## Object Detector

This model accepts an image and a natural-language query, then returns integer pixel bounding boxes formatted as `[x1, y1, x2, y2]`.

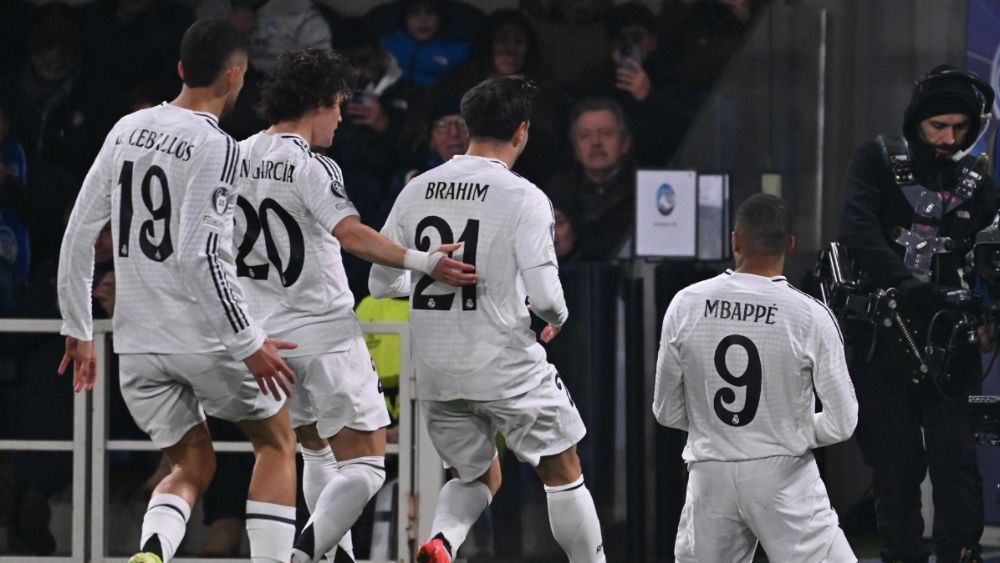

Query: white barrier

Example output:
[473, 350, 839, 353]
[0, 320, 430, 563]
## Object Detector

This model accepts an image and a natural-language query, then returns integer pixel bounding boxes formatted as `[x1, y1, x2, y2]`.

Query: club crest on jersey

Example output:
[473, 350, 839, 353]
[330, 179, 347, 199]
[211, 187, 231, 215]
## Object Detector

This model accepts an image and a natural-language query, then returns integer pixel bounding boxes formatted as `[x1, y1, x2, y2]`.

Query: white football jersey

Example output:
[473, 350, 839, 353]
[233, 132, 361, 356]
[58, 103, 265, 360]
[652, 270, 857, 462]
[380, 155, 558, 401]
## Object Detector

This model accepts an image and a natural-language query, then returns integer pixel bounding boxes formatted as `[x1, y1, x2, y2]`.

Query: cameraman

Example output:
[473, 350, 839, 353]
[837, 65, 997, 563]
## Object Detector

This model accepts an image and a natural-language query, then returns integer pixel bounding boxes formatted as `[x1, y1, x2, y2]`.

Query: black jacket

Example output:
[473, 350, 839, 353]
[836, 140, 998, 291]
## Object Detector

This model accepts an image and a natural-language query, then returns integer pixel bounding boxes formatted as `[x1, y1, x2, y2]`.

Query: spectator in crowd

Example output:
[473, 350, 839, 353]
[603, 1, 701, 166]
[549, 191, 582, 263]
[522, 0, 614, 98]
[0, 105, 31, 308]
[657, 0, 767, 93]
[0, 106, 27, 189]
[411, 9, 568, 185]
[545, 98, 635, 261]
[197, 0, 332, 75]
[378, 0, 471, 87]
[78, 0, 193, 128]
[1, 5, 109, 183]
[331, 17, 425, 193]
[378, 96, 469, 231]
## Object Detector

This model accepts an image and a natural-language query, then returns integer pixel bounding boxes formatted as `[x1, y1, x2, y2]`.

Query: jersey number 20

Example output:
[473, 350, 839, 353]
[713, 334, 762, 427]
[412, 215, 478, 311]
[234, 196, 305, 287]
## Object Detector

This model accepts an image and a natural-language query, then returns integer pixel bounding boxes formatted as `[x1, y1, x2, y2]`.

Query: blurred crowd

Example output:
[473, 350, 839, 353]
[0, 0, 765, 555]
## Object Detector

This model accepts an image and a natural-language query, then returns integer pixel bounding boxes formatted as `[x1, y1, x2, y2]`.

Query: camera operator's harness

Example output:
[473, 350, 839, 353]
[817, 135, 986, 391]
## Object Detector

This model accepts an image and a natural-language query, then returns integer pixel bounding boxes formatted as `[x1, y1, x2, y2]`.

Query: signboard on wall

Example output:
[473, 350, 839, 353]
[635, 170, 698, 258]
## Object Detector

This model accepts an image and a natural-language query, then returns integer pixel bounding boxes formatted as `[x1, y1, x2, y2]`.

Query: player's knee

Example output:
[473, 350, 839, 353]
[254, 421, 297, 457]
[339, 456, 386, 499]
[537, 449, 582, 486]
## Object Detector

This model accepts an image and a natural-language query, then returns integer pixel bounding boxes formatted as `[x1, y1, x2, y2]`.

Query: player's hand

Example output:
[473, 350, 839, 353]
[58, 336, 97, 392]
[244, 339, 297, 399]
[430, 242, 476, 286]
[540, 323, 561, 343]
[615, 60, 651, 101]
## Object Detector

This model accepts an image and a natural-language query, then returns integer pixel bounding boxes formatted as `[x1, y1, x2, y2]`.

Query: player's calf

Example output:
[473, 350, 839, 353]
[538, 446, 605, 563]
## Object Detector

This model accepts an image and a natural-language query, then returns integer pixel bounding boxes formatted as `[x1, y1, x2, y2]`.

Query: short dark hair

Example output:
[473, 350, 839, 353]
[257, 48, 356, 125]
[569, 98, 629, 139]
[734, 193, 792, 256]
[179, 19, 249, 88]
[460, 75, 538, 141]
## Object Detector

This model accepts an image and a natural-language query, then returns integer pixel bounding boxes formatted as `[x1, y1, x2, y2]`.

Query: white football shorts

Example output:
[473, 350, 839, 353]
[675, 453, 856, 563]
[119, 352, 285, 449]
[286, 335, 391, 438]
[420, 367, 587, 482]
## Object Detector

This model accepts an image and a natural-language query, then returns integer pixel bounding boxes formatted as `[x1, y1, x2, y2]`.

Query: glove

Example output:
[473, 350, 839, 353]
[897, 277, 951, 310]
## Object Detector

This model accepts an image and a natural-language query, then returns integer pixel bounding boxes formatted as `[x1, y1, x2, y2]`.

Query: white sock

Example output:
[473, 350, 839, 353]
[139, 493, 191, 563]
[245, 500, 296, 563]
[544, 476, 605, 563]
[292, 456, 385, 562]
[428, 478, 492, 558]
[301, 445, 355, 558]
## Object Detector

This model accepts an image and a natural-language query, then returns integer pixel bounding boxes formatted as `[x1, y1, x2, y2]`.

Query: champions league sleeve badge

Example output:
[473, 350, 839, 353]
[211, 187, 232, 215]
[330, 179, 347, 199]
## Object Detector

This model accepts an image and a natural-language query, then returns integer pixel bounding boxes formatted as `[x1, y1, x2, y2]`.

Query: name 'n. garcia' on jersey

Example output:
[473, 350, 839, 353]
[58, 103, 265, 360]
[378, 155, 559, 402]
[233, 132, 361, 356]
[652, 271, 858, 462]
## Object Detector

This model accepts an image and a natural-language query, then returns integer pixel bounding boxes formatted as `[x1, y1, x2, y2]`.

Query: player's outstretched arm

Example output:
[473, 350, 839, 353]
[652, 298, 689, 430]
[243, 338, 297, 399]
[810, 310, 858, 447]
[333, 216, 475, 286]
[58, 337, 96, 393]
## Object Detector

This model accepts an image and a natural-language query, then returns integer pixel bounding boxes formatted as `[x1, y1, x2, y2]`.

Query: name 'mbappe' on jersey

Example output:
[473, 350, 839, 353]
[652, 270, 857, 462]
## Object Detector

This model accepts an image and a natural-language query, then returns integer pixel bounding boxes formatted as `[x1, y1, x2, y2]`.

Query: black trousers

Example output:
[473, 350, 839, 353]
[849, 339, 984, 563]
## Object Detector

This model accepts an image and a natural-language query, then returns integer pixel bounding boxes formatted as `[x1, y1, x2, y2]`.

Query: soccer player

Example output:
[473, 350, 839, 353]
[369, 75, 606, 563]
[233, 48, 475, 563]
[652, 193, 859, 563]
[57, 19, 300, 563]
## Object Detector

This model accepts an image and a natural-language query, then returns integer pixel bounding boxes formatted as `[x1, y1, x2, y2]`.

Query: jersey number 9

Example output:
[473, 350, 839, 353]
[713, 334, 762, 427]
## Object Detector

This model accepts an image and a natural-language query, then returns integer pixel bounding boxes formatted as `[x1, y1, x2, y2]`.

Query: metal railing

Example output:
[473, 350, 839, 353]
[0, 319, 430, 563]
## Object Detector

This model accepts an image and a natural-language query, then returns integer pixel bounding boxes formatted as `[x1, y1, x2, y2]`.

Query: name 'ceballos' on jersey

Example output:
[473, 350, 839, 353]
[652, 271, 858, 462]
[380, 155, 557, 401]
[234, 132, 361, 356]
[58, 103, 265, 360]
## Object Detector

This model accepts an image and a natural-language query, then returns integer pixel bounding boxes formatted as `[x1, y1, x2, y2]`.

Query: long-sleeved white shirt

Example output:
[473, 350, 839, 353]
[369, 155, 565, 401]
[58, 103, 264, 360]
[652, 270, 858, 462]
[233, 132, 362, 356]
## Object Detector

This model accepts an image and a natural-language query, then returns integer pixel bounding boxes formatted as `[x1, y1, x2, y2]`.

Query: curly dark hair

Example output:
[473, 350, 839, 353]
[256, 48, 356, 125]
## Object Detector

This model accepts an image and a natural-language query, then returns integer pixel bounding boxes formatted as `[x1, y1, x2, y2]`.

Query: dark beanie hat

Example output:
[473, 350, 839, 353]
[903, 64, 993, 150]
